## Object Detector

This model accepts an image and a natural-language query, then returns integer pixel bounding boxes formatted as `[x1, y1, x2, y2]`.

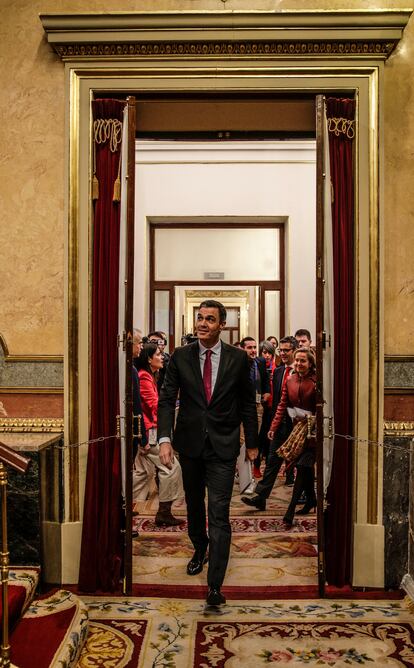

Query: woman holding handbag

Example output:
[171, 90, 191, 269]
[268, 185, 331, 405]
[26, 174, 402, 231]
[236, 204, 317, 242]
[136, 342, 184, 527]
[268, 348, 317, 527]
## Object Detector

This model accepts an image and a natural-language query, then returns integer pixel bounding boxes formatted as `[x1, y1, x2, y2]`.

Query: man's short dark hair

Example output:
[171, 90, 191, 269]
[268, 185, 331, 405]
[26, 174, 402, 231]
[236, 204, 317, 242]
[148, 330, 167, 343]
[279, 336, 298, 349]
[294, 328, 311, 340]
[198, 300, 227, 323]
[239, 336, 256, 349]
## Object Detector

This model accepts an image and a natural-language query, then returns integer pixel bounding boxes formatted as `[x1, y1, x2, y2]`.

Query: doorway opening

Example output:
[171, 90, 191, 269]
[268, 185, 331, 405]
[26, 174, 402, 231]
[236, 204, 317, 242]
[132, 127, 321, 595]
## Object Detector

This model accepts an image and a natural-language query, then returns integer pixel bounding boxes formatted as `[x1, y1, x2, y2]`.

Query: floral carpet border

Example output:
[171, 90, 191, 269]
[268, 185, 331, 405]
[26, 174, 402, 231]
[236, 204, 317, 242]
[78, 597, 414, 668]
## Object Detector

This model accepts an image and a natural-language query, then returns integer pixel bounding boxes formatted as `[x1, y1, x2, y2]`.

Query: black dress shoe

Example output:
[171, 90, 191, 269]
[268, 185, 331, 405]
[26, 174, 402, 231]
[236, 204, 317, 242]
[296, 503, 317, 515]
[206, 587, 226, 606]
[186, 550, 208, 576]
[241, 495, 266, 511]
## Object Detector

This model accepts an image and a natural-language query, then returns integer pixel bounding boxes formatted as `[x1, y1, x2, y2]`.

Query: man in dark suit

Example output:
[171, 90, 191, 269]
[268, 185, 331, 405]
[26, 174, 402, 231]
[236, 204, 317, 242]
[239, 336, 271, 477]
[241, 335, 298, 511]
[239, 337, 271, 402]
[158, 300, 258, 606]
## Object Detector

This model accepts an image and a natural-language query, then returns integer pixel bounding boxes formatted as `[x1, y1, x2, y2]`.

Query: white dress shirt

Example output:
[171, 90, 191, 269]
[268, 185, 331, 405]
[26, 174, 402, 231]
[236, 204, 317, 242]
[158, 339, 222, 445]
[199, 339, 222, 395]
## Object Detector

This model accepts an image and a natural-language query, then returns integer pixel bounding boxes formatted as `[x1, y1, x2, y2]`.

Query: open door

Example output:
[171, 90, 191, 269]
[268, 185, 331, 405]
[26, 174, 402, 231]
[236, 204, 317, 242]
[118, 96, 136, 594]
[315, 95, 327, 597]
[316, 93, 339, 595]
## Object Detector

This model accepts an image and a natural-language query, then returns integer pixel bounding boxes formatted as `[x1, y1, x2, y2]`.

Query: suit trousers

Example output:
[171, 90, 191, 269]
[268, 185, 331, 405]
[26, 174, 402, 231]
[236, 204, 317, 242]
[179, 438, 237, 589]
[133, 445, 184, 503]
[255, 421, 293, 500]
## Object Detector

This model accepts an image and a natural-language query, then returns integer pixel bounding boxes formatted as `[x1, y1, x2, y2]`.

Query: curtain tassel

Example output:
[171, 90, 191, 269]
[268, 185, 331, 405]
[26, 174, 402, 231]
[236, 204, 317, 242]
[113, 153, 121, 202]
[92, 174, 99, 200]
[113, 177, 121, 202]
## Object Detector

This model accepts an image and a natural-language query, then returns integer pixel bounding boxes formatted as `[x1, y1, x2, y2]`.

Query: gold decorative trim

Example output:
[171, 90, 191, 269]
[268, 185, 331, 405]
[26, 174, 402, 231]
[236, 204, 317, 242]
[186, 290, 249, 299]
[0, 418, 64, 433]
[0, 387, 63, 395]
[0, 334, 63, 363]
[367, 66, 379, 526]
[68, 68, 80, 522]
[384, 421, 414, 437]
[385, 355, 414, 363]
[54, 41, 396, 60]
[384, 387, 414, 395]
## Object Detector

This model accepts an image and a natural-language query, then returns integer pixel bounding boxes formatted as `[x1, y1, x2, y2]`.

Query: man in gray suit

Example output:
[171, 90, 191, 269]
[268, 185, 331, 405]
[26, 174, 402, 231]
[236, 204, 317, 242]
[158, 300, 258, 606]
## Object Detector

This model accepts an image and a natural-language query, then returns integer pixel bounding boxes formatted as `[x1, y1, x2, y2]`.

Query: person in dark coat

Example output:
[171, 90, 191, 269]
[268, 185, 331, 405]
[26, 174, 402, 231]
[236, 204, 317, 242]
[241, 336, 298, 511]
[157, 300, 258, 607]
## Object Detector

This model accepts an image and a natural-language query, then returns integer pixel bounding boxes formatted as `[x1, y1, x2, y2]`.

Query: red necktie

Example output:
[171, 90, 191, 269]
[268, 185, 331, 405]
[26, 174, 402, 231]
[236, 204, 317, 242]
[283, 365, 291, 387]
[203, 349, 212, 403]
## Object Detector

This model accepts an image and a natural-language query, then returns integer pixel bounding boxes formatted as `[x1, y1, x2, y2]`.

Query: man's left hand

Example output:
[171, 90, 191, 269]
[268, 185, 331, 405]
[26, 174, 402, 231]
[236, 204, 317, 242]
[246, 448, 259, 461]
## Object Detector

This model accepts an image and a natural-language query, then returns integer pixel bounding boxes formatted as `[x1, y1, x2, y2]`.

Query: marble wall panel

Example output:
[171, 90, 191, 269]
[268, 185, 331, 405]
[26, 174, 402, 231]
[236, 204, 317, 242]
[7, 451, 42, 565]
[410, 442, 414, 580]
[1, 433, 63, 571]
[1, 0, 413, 357]
[383, 434, 411, 589]
[384, 395, 414, 421]
[385, 361, 414, 388]
[0, 393, 63, 418]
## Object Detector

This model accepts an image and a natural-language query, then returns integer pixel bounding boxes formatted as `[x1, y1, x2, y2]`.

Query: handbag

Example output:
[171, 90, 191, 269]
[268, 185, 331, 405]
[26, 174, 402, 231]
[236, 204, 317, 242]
[276, 416, 315, 462]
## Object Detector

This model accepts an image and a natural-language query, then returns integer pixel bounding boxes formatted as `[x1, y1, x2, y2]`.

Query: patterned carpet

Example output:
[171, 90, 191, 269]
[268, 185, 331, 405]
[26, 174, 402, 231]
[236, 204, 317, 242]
[76, 473, 414, 665]
[132, 474, 318, 593]
[77, 597, 414, 667]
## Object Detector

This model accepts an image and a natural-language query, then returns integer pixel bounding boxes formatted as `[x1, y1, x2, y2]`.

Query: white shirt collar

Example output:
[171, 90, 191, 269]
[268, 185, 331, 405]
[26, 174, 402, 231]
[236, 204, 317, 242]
[199, 339, 222, 355]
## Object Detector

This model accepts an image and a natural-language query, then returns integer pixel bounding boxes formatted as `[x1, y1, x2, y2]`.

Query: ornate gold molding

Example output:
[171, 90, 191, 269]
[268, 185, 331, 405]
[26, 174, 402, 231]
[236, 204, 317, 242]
[384, 387, 414, 395]
[54, 41, 395, 60]
[185, 289, 249, 299]
[0, 418, 64, 433]
[40, 10, 412, 63]
[384, 421, 414, 437]
[0, 387, 63, 394]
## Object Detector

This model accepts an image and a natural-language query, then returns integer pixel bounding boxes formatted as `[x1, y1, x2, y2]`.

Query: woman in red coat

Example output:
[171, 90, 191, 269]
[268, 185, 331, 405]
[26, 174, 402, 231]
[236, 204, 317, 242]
[268, 348, 317, 527]
[136, 343, 184, 526]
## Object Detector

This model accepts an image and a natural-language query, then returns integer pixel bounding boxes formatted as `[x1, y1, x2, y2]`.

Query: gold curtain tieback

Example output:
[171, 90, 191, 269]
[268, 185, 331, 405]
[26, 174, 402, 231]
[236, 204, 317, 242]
[92, 118, 123, 201]
[93, 118, 123, 152]
[327, 116, 355, 140]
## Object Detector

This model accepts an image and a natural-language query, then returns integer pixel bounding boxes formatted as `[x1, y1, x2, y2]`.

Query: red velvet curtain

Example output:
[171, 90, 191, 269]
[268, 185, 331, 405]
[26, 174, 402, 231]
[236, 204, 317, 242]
[324, 98, 356, 586]
[78, 99, 125, 592]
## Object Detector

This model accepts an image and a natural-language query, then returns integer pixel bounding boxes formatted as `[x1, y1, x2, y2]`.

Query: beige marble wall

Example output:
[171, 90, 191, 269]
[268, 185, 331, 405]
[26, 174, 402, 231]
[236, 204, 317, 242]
[383, 15, 414, 355]
[1, 0, 413, 355]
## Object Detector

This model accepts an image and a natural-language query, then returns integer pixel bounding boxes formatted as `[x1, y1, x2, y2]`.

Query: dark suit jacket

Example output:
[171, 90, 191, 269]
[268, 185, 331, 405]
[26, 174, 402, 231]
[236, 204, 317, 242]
[255, 356, 271, 396]
[271, 365, 285, 414]
[158, 340, 258, 460]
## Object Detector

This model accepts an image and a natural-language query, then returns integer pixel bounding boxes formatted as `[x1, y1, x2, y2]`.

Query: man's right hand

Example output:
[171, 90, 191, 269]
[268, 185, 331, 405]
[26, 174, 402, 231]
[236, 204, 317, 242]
[159, 440, 174, 469]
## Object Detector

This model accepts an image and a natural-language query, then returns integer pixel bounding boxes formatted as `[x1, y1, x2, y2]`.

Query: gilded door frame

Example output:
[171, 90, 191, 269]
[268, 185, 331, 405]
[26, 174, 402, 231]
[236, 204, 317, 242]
[39, 9, 412, 586]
